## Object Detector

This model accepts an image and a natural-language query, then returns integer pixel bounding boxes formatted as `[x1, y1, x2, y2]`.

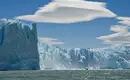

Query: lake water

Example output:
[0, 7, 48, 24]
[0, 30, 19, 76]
[0, 70, 130, 80]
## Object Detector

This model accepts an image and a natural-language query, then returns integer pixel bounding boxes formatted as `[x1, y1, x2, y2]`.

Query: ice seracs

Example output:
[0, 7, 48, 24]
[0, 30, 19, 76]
[38, 42, 130, 70]
[0, 19, 39, 70]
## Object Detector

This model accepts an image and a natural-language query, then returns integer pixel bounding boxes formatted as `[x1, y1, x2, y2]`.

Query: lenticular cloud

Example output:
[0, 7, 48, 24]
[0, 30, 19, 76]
[97, 16, 130, 45]
[16, 0, 116, 23]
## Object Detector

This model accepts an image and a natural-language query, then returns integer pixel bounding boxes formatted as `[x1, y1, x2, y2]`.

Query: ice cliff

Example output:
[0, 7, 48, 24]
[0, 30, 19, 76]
[0, 19, 39, 70]
[0, 19, 130, 70]
[39, 43, 130, 70]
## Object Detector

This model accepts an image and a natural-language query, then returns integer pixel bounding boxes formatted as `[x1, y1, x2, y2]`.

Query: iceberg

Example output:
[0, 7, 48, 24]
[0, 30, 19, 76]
[0, 19, 39, 70]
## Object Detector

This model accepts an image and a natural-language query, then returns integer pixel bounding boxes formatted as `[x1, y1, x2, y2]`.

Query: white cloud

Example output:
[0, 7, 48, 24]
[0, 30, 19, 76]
[118, 21, 130, 26]
[97, 25, 130, 45]
[39, 37, 64, 45]
[97, 16, 130, 45]
[117, 17, 130, 21]
[15, 0, 116, 23]
[97, 33, 121, 41]
[110, 25, 128, 33]
[97, 32, 130, 44]
[117, 16, 130, 26]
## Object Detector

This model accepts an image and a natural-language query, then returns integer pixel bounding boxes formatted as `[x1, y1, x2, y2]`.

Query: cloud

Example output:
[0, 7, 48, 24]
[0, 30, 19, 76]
[97, 25, 130, 45]
[110, 25, 128, 33]
[117, 17, 130, 21]
[117, 17, 130, 26]
[97, 17, 130, 45]
[118, 21, 130, 26]
[15, 0, 116, 23]
[97, 33, 121, 41]
[97, 16, 130, 45]
[100, 34, 130, 44]
[97, 33, 130, 44]
[39, 37, 64, 45]
[97, 25, 129, 41]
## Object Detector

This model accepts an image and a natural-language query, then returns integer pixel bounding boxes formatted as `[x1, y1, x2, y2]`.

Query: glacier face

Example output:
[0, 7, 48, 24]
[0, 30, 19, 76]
[38, 43, 71, 70]
[39, 43, 130, 70]
[0, 19, 39, 70]
[0, 19, 130, 70]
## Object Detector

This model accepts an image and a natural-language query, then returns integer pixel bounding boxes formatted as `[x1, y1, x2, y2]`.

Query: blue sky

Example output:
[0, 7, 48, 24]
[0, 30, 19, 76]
[0, 0, 130, 48]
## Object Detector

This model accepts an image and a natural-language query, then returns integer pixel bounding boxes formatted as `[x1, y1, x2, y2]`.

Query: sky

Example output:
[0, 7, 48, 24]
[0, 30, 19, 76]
[0, 0, 130, 49]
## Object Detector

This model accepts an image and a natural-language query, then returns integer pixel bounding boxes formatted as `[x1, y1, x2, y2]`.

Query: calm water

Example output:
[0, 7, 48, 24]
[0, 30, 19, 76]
[0, 70, 130, 80]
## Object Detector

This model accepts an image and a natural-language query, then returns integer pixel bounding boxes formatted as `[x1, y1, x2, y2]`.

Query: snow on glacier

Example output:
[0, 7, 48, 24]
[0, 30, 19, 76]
[38, 42, 70, 70]
[38, 42, 130, 70]
[0, 19, 39, 70]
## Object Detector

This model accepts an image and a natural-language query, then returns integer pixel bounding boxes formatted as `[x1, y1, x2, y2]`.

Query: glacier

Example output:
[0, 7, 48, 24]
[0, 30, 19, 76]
[39, 42, 130, 70]
[0, 19, 130, 70]
[0, 19, 39, 70]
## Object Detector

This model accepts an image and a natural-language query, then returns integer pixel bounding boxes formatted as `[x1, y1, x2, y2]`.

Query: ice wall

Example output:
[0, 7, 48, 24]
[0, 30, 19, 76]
[39, 42, 130, 70]
[38, 43, 71, 70]
[0, 19, 39, 70]
[0, 19, 130, 70]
